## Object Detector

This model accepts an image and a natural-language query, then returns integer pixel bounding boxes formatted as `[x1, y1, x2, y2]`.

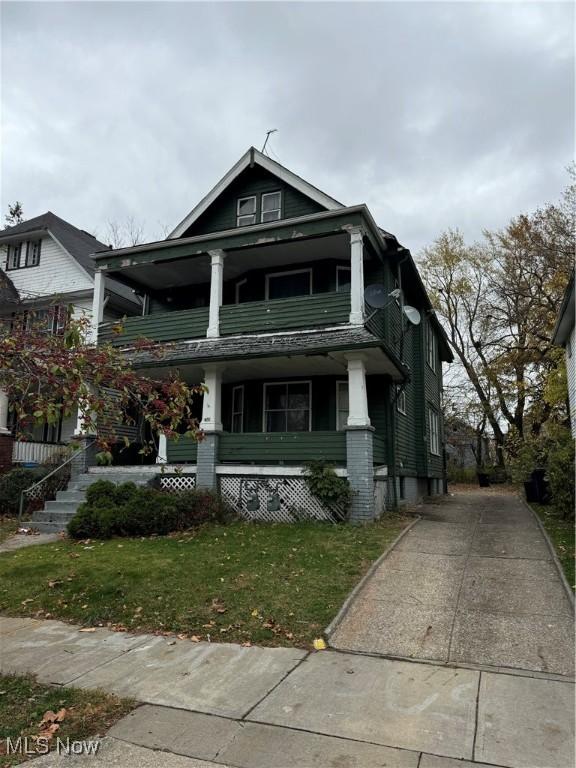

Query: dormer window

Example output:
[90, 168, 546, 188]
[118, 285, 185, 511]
[6, 239, 41, 270]
[237, 196, 257, 227]
[261, 191, 281, 223]
[26, 239, 41, 267]
[6, 242, 22, 270]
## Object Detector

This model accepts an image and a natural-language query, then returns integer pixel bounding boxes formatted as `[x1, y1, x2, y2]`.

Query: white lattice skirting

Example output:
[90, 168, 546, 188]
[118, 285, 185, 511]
[159, 475, 197, 492]
[219, 475, 347, 522]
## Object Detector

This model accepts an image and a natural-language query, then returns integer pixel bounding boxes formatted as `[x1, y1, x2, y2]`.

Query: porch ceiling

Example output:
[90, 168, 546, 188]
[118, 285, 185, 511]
[99, 233, 354, 292]
[141, 346, 402, 383]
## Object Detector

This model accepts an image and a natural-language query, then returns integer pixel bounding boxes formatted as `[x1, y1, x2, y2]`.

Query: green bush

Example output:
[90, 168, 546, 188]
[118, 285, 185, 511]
[67, 482, 234, 539]
[446, 466, 477, 484]
[0, 467, 50, 516]
[303, 461, 352, 513]
[546, 427, 575, 520]
[170, 489, 235, 528]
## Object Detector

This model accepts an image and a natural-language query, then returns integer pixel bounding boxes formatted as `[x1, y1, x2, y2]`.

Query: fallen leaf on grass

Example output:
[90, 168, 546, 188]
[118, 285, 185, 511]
[313, 638, 327, 651]
[47, 580, 62, 589]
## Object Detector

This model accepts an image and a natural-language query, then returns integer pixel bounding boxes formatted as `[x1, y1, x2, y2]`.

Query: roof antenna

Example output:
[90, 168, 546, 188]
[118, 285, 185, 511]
[261, 129, 278, 155]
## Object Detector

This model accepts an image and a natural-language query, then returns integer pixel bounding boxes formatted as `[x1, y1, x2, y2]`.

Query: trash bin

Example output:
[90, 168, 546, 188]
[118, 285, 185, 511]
[528, 469, 550, 504]
[477, 472, 490, 488]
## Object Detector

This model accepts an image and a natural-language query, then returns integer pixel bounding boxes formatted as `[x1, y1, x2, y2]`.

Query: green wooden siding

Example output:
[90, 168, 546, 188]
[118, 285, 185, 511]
[166, 436, 198, 463]
[99, 307, 209, 345]
[219, 432, 346, 464]
[182, 166, 326, 238]
[220, 292, 349, 335]
[423, 317, 444, 477]
[373, 434, 387, 464]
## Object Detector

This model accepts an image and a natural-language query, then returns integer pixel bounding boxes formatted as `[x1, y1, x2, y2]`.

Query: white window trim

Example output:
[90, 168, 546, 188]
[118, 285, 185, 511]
[264, 268, 313, 301]
[336, 380, 349, 431]
[236, 195, 257, 227]
[231, 385, 244, 433]
[396, 386, 407, 415]
[428, 408, 440, 456]
[336, 265, 351, 292]
[260, 190, 282, 223]
[262, 380, 312, 432]
[25, 239, 41, 267]
[235, 278, 248, 304]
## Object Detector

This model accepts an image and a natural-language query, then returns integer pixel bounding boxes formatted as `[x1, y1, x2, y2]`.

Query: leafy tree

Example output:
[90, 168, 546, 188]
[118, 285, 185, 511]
[420, 177, 574, 464]
[4, 202, 24, 228]
[0, 309, 202, 456]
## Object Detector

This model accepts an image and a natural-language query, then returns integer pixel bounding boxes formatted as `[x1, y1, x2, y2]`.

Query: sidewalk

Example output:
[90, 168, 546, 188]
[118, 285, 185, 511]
[1, 491, 574, 767]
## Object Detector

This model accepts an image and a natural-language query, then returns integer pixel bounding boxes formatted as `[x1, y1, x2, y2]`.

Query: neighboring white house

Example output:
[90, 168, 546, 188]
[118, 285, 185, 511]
[552, 270, 576, 437]
[0, 212, 141, 465]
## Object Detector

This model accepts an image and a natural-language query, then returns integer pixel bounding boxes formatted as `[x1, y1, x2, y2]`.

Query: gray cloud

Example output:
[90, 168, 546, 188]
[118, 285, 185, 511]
[1, 1, 573, 252]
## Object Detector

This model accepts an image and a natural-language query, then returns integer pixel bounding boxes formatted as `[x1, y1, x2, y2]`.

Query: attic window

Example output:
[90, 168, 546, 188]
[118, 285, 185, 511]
[26, 239, 41, 267]
[6, 242, 22, 270]
[261, 191, 281, 223]
[237, 196, 256, 227]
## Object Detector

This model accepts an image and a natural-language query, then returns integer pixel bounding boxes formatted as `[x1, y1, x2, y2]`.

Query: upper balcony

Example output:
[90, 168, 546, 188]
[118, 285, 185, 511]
[92, 206, 403, 357]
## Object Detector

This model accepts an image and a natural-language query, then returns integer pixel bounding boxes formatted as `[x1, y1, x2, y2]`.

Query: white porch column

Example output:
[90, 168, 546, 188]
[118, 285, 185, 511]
[346, 353, 371, 427]
[91, 270, 105, 343]
[207, 249, 225, 338]
[200, 364, 224, 432]
[156, 433, 168, 464]
[0, 390, 10, 434]
[349, 228, 365, 325]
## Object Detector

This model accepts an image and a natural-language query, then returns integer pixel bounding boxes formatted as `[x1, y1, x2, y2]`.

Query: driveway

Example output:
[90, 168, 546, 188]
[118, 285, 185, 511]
[330, 490, 575, 677]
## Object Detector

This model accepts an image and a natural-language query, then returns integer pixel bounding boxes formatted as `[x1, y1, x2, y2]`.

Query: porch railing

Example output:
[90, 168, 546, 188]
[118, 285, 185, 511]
[18, 441, 90, 523]
[12, 441, 66, 466]
[99, 292, 351, 346]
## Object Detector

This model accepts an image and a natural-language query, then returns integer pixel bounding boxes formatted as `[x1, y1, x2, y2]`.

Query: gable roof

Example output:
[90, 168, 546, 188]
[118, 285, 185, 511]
[0, 212, 139, 307]
[168, 147, 343, 239]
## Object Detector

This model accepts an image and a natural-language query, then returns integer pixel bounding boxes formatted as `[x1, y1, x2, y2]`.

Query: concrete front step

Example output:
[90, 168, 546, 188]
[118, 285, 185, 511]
[44, 500, 81, 513]
[32, 511, 76, 525]
[20, 520, 64, 534]
[56, 490, 86, 502]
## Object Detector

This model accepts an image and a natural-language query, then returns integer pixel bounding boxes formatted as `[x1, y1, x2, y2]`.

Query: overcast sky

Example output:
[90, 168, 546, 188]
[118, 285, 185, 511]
[1, 1, 573, 253]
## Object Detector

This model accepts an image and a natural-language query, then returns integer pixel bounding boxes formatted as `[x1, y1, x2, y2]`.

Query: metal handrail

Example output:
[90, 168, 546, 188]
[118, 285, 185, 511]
[18, 440, 91, 522]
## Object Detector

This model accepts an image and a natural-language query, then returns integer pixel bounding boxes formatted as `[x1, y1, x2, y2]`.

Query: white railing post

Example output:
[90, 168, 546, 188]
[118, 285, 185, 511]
[207, 250, 225, 339]
[91, 270, 105, 343]
[156, 433, 168, 464]
[0, 390, 10, 435]
[200, 364, 224, 432]
[345, 353, 371, 427]
[349, 228, 365, 325]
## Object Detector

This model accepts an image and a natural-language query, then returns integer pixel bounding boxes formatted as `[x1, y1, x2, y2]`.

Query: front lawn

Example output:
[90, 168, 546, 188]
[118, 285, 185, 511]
[0, 518, 407, 647]
[0, 673, 133, 766]
[531, 504, 575, 590]
[0, 518, 18, 545]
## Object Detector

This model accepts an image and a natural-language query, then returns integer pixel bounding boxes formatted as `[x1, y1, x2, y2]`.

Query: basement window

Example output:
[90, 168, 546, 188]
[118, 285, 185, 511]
[237, 196, 257, 227]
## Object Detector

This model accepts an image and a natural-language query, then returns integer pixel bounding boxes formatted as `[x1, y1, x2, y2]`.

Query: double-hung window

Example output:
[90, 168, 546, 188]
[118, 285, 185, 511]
[264, 381, 311, 432]
[426, 324, 437, 372]
[336, 381, 349, 430]
[25, 239, 41, 267]
[428, 408, 440, 455]
[261, 191, 281, 223]
[6, 243, 22, 270]
[231, 386, 244, 433]
[237, 196, 257, 227]
[396, 386, 407, 415]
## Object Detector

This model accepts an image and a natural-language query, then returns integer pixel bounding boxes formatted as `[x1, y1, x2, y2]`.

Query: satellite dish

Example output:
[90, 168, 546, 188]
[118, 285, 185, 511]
[364, 284, 388, 308]
[403, 305, 421, 325]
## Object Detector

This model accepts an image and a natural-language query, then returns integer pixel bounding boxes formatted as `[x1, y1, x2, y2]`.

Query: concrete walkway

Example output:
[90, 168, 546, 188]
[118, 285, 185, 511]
[0, 531, 58, 553]
[1, 491, 574, 767]
[331, 490, 575, 677]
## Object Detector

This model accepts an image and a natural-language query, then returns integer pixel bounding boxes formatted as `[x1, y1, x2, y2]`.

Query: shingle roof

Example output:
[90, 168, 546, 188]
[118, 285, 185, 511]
[0, 212, 138, 307]
[118, 325, 408, 378]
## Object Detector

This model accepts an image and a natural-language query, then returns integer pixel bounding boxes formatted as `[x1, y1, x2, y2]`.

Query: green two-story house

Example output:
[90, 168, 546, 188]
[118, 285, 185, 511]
[91, 148, 452, 522]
